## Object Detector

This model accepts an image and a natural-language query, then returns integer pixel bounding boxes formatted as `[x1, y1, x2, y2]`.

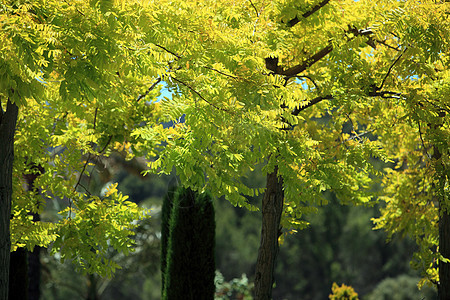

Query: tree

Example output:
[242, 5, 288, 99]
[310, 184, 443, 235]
[160, 187, 175, 294]
[1, 1, 168, 298]
[128, 0, 449, 298]
[2, 0, 448, 299]
[162, 187, 216, 300]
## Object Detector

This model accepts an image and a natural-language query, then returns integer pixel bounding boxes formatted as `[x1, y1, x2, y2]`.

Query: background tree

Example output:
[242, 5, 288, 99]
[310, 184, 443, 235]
[160, 186, 175, 294]
[162, 187, 216, 300]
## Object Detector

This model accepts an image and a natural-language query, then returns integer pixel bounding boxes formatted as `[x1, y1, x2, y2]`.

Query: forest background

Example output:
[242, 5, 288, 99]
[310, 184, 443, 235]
[40, 161, 438, 300]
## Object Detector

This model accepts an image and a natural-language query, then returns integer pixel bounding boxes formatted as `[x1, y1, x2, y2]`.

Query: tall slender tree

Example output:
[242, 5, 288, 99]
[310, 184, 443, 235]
[162, 187, 215, 300]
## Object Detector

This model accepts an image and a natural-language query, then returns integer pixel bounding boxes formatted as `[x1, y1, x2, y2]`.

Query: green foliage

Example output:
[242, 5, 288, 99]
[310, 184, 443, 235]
[1, 0, 167, 276]
[214, 271, 253, 300]
[364, 275, 437, 300]
[163, 187, 216, 300]
[329, 283, 359, 300]
[3, 0, 450, 289]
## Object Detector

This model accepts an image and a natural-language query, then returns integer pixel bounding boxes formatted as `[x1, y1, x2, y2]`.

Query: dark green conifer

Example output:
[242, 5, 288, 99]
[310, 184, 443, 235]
[160, 186, 176, 294]
[162, 187, 215, 300]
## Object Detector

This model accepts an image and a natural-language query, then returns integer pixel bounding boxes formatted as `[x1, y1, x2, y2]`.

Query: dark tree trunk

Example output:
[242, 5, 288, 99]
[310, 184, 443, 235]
[9, 249, 28, 300]
[86, 274, 99, 300]
[0, 99, 19, 300]
[435, 144, 450, 300]
[25, 165, 44, 300]
[9, 163, 44, 300]
[254, 166, 284, 300]
[27, 233, 41, 300]
[431, 113, 450, 300]
[439, 209, 450, 300]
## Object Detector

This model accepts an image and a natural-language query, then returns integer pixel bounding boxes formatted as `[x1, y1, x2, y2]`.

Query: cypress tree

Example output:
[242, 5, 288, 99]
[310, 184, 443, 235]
[162, 187, 215, 300]
[161, 186, 176, 294]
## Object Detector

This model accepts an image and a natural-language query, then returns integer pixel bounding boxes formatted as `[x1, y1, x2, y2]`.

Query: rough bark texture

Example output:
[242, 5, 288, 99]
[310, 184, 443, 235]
[0, 99, 19, 300]
[254, 166, 284, 300]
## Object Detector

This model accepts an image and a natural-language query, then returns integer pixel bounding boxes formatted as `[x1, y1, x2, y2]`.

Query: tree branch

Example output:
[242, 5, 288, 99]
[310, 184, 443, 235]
[378, 47, 407, 91]
[376, 39, 401, 51]
[203, 66, 238, 79]
[287, 0, 331, 27]
[291, 94, 333, 116]
[248, 0, 259, 17]
[171, 77, 229, 112]
[281, 45, 334, 78]
[137, 77, 162, 102]
[154, 44, 181, 59]
[267, 26, 374, 79]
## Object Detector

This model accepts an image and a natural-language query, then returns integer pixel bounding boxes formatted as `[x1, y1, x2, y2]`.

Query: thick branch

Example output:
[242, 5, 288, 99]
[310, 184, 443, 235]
[267, 27, 374, 79]
[280, 45, 333, 78]
[287, 0, 331, 27]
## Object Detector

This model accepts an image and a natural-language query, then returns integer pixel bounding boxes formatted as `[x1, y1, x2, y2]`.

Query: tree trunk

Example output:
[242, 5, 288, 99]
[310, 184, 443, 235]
[26, 164, 44, 300]
[435, 145, 450, 300]
[9, 248, 28, 300]
[28, 234, 41, 300]
[0, 99, 19, 300]
[254, 166, 284, 300]
[439, 208, 450, 300]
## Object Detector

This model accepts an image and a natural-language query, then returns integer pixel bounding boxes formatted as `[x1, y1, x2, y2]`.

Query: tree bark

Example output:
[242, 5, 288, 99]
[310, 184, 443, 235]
[0, 99, 19, 300]
[254, 166, 284, 300]
[439, 208, 450, 300]
[435, 145, 450, 300]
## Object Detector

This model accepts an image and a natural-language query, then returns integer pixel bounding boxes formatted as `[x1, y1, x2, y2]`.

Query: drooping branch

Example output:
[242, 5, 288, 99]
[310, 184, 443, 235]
[287, 0, 331, 27]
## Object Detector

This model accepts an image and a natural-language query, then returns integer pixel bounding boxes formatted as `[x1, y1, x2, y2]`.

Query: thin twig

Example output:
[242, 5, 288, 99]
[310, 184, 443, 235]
[93, 107, 98, 130]
[379, 47, 407, 91]
[417, 120, 431, 159]
[248, 0, 259, 16]
[99, 135, 113, 154]
[294, 75, 320, 92]
[344, 129, 376, 143]
[74, 153, 92, 192]
[203, 66, 238, 79]
[137, 77, 162, 102]
[154, 44, 181, 59]
[376, 39, 401, 51]
[63, 0, 85, 16]
[171, 77, 229, 112]
[78, 183, 92, 196]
